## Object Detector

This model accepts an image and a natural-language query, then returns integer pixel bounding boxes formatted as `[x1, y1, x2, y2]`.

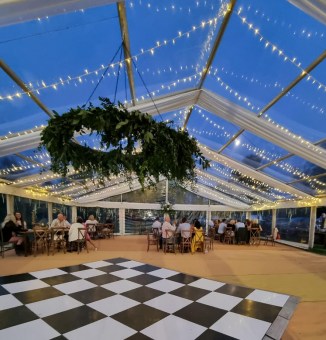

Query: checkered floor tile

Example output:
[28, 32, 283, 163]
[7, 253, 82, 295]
[0, 258, 298, 340]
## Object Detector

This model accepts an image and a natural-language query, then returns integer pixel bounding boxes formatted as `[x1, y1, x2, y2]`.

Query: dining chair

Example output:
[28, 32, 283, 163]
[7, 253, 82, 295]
[223, 227, 234, 244]
[147, 230, 159, 252]
[163, 229, 176, 254]
[32, 226, 49, 256]
[77, 228, 89, 254]
[49, 228, 67, 255]
[180, 230, 191, 253]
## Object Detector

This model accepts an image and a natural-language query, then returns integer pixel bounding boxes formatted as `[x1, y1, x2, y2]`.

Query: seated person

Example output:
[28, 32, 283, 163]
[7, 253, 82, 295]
[50, 213, 70, 229]
[85, 214, 98, 235]
[191, 220, 204, 253]
[1, 214, 25, 255]
[15, 212, 27, 230]
[68, 217, 85, 251]
[152, 217, 162, 234]
[176, 217, 191, 244]
[217, 219, 227, 242]
[161, 215, 176, 249]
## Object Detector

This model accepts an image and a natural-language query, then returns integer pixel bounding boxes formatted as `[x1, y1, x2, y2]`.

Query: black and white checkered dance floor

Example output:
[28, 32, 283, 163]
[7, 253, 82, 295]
[0, 258, 298, 340]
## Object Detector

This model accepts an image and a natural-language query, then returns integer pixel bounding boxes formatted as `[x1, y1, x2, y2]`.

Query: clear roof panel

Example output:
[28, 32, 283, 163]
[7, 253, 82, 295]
[260, 155, 326, 195]
[0, 5, 124, 131]
[206, 161, 295, 201]
[187, 106, 240, 150]
[126, 1, 225, 99]
[196, 176, 259, 205]
[0, 0, 325, 206]
[0, 151, 45, 181]
[222, 130, 289, 168]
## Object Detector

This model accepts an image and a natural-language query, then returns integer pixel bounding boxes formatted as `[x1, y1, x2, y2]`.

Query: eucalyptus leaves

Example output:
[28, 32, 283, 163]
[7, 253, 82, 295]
[40, 98, 209, 188]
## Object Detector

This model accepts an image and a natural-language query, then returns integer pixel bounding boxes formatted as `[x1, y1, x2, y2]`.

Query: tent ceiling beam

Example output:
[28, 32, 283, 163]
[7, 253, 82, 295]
[199, 144, 312, 198]
[256, 137, 326, 171]
[198, 89, 326, 170]
[117, 1, 136, 106]
[182, 182, 250, 210]
[287, 172, 326, 185]
[0, 59, 54, 118]
[217, 49, 326, 153]
[195, 168, 272, 203]
[183, 0, 237, 128]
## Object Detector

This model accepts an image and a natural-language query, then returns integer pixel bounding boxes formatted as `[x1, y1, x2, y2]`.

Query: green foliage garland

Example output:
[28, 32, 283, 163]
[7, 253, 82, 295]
[40, 98, 210, 188]
[161, 202, 175, 215]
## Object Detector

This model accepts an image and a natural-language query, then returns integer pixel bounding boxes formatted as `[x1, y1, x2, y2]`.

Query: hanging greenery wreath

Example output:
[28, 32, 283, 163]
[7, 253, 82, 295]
[40, 98, 210, 188]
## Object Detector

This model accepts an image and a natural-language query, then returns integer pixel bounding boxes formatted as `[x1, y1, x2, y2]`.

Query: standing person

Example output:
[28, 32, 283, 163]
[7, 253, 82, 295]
[217, 219, 227, 242]
[245, 219, 252, 244]
[235, 219, 246, 244]
[14, 212, 27, 229]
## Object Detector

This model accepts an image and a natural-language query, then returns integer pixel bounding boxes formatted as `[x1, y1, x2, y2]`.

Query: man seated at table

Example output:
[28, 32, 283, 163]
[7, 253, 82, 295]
[85, 214, 99, 238]
[161, 215, 176, 249]
[217, 219, 227, 242]
[152, 217, 161, 234]
[151, 217, 162, 248]
[176, 217, 191, 245]
[68, 217, 85, 252]
[50, 213, 70, 229]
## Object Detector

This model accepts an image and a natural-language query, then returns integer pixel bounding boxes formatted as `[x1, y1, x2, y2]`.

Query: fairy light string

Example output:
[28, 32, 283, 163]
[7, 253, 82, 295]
[235, 8, 326, 92]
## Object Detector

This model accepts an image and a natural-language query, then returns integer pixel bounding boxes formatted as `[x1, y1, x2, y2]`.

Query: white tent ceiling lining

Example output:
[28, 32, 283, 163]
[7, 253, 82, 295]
[198, 89, 326, 170]
[1, 87, 325, 170]
[182, 182, 250, 209]
[195, 169, 273, 203]
[0, 0, 120, 27]
[0, 1, 324, 210]
[0, 87, 320, 203]
[199, 144, 312, 199]
[288, 0, 326, 24]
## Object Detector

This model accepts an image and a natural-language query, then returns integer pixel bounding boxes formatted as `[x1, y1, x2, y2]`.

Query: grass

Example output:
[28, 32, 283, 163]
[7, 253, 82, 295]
[307, 244, 326, 256]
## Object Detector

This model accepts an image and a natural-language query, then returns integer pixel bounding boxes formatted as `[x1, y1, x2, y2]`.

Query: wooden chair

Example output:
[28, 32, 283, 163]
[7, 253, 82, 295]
[147, 229, 159, 252]
[205, 227, 215, 251]
[49, 228, 67, 255]
[224, 227, 235, 244]
[86, 223, 97, 239]
[249, 228, 261, 246]
[0, 227, 15, 258]
[77, 228, 89, 254]
[163, 230, 176, 254]
[264, 233, 275, 246]
[103, 223, 114, 239]
[32, 227, 49, 256]
[180, 230, 191, 253]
